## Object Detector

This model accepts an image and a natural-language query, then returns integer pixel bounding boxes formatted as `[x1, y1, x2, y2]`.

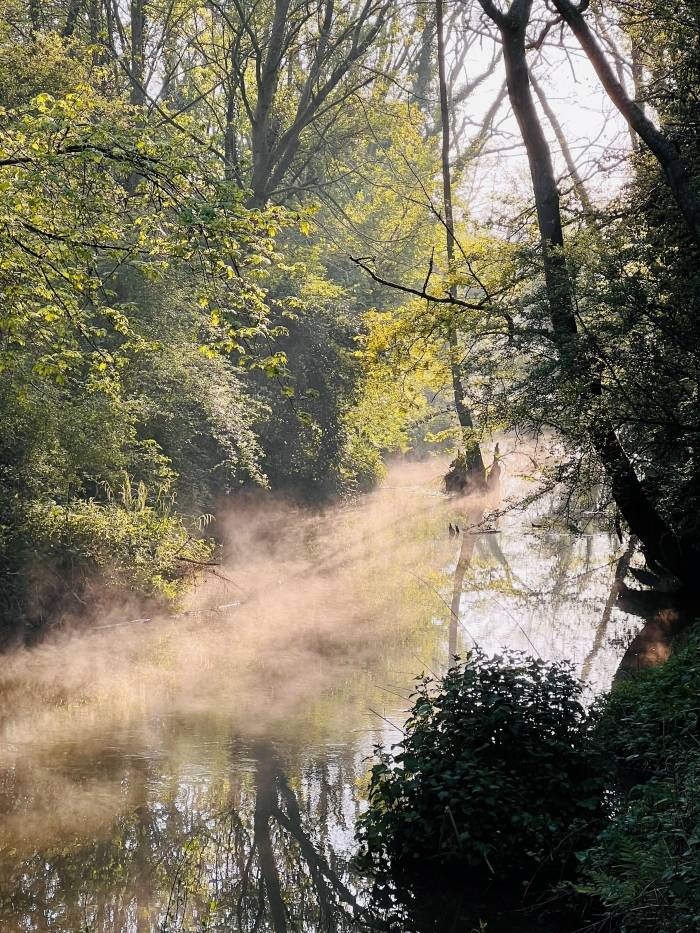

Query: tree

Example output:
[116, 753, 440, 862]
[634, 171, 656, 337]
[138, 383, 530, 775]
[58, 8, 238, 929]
[0, 28, 289, 634]
[437, 0, 486, 483]
[475, 0, 695, 582]
[551, 0, 700, 245]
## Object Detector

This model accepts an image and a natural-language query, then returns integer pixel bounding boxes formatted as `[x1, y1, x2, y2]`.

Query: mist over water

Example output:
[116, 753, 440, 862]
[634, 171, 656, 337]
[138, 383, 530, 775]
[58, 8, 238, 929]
[0, 454, 633, 931]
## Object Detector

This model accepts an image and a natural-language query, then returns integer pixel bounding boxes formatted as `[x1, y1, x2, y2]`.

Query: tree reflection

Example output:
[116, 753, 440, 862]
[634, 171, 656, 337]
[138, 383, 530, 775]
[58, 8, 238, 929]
[0, 740, 379, 932]
[157, 742, 372, 931]
[448, 505, 484, 661]
[582, 536, 637, 680]
[0, 463, 642, 933]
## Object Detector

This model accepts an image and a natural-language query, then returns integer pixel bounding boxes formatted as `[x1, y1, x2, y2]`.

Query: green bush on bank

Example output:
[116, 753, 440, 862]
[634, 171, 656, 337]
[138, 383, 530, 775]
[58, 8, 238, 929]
[357, 651, 609, 883]
[578, 635, 700, 933]
[1, 478, 213, 636]
[25, 495, 212, 602]
[594, 633, 700, 781]
[358, 639, 700, 932]
[579, 759, 700, 933]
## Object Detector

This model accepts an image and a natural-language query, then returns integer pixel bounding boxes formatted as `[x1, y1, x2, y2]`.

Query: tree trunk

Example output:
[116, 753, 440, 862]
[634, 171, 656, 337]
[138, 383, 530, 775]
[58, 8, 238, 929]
[28, 0, 40, 32]
[224, 82, 240, 184]
[62, 0, 83, 38]
[591, 7, 639, 153]
[437, 0, 485, 480]
[481, 0, 687, 581]
[249, 0, 290, 206]
[500, 15, 577, 341]
[129, 0, 146, 107]
[412, 9, 435, 108]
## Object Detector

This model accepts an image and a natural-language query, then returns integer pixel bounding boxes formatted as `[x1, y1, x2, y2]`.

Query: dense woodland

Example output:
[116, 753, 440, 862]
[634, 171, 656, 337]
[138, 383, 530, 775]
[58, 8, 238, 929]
[1, 1, 699, 929]
[2, 0, 698, 639]
[0, 0, 692, 555]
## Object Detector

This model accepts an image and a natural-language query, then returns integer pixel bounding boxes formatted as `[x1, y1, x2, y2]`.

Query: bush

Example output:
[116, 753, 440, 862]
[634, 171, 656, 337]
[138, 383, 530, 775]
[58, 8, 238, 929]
[579, 760, 700, 933]
[357, 651, 608, 884]
[594, 632, 700, 783]
[24, 494, 212, 602]
[578, 634, 700, 932]
[1, 478, 213, 639]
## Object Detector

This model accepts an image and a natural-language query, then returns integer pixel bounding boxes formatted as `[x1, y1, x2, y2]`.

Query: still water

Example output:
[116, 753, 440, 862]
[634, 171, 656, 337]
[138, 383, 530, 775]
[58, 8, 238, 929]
[0, 458, 636, 931]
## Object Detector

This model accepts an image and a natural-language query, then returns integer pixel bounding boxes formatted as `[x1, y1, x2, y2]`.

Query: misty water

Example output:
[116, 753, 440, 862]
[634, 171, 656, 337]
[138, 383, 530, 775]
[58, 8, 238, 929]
[0, 457, 638, 932]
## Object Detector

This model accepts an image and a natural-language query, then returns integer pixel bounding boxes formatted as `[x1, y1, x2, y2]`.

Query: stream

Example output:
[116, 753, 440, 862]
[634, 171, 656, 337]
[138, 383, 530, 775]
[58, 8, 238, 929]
[0, 457, 637, 931]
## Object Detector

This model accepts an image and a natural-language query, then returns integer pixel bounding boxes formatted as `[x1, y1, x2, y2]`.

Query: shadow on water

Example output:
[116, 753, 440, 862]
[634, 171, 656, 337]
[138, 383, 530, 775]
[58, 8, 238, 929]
[0, 455, 661, 931]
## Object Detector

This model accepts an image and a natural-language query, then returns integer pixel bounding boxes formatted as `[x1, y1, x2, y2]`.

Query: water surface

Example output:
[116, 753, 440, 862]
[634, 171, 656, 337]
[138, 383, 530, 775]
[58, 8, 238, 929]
[0, 459, 635, 931]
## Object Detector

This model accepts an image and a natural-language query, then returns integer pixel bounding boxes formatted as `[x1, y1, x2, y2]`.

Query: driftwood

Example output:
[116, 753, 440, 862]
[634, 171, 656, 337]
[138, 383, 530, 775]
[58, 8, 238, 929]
[175, 556, 221, 567]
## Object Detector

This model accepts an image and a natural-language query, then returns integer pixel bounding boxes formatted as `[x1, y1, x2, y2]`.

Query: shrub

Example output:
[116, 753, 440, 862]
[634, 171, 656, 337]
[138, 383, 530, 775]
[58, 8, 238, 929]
[357, 651, 608, 884]
[1, 478, 213, 638]
[578, 634, 700, 932]
[24, 494, 212, 602]
[579, 759, 700, 933]
[594, 632, 700, 783]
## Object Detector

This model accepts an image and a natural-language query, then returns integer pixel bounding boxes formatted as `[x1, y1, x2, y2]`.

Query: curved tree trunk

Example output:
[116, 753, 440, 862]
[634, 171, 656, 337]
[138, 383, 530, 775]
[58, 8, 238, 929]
[477, 0, 687, 581]
[552, 0, 700, 247]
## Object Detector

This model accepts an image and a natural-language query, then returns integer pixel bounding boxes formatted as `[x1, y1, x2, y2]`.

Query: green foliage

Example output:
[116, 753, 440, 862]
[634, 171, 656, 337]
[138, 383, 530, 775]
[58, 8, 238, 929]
[0, 11, 461, 631]
[357, 651, 607, 883]
[1, 478, 213, 636]
[341, 306, 448, 491]
[245, 249, 358, 499]
[24, 485, 212, 602]
[594, 633, 700, 782]
[0, 32, 284, 634]
[357, 639, 700, 930]
[577, 635, 700, 932]
[579, 761, 700, 933]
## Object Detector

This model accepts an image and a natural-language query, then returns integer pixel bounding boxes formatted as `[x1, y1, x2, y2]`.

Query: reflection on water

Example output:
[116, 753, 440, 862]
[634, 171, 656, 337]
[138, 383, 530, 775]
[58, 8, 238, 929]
[0, 456, 638, 931]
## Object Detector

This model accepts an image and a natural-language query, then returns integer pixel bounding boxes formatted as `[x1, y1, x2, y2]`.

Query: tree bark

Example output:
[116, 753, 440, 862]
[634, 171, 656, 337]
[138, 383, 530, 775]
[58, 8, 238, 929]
[62, 0, 84, 38]
[591, 7, 639, 153]
[249, 0, 290, 206]
[224, 82, 240, 184]
[499, 8, 578, 340]
[129, 0, 146, 107]
[242, 0, 391, 205]
[412, 8, 435, 108]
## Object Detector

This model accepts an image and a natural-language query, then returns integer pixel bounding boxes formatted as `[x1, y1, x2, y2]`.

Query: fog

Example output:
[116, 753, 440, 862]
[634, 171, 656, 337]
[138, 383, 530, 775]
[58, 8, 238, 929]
[0, 451, 629, 866]
[0, 460, 458, 846]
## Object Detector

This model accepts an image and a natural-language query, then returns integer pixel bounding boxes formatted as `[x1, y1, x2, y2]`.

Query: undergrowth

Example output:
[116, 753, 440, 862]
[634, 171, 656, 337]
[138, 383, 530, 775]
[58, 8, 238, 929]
[357, 638, 700, 932]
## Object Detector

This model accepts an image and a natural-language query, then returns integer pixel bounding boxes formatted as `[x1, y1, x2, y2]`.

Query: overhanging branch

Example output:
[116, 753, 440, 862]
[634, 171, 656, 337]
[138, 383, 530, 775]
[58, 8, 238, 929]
[349, 256, 488, 310]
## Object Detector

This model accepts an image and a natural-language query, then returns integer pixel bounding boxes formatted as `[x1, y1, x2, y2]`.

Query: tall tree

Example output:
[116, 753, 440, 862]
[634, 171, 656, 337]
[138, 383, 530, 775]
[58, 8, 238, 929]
[194, 0, 395, 205]
[551, 0, 700, 246]
[476, 0, 689, 580]
[437, 0, 485, 481]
